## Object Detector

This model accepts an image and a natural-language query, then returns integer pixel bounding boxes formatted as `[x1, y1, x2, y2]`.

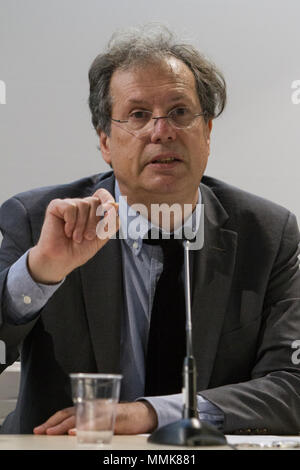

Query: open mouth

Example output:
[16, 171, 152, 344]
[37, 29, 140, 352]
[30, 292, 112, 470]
[148, 154, 182, 165]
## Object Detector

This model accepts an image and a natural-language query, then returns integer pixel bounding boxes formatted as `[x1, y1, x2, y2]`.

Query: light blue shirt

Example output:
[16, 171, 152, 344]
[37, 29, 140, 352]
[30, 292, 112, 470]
[3, 181, 224, 430]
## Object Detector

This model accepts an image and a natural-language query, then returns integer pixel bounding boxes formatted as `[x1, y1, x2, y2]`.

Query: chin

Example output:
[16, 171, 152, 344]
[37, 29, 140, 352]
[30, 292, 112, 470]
[144, 182, 187, 198]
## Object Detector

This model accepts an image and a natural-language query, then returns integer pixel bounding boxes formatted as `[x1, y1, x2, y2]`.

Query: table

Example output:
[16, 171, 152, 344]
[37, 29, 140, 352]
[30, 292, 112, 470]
[0, 434, 300, 450]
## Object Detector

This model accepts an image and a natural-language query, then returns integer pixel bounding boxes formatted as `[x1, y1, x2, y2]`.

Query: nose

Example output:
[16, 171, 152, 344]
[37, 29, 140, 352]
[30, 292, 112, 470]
[149, 117, 177, 143]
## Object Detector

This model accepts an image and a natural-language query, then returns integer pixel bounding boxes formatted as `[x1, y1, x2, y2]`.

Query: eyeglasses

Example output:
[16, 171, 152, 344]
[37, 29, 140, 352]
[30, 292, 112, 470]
[111, 107, 207, 135]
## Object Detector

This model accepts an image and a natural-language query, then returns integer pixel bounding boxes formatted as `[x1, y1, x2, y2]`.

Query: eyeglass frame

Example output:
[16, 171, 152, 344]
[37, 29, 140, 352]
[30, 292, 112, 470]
[111, 108, 208, 134]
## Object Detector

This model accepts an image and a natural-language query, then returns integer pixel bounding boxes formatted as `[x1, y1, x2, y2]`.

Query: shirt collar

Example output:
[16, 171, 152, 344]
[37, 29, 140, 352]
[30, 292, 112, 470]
[114, 179, 202, 255]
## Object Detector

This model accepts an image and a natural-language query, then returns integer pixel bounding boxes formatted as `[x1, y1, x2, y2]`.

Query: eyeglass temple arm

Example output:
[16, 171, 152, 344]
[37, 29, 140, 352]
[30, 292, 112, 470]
[111, 118, 129, 123]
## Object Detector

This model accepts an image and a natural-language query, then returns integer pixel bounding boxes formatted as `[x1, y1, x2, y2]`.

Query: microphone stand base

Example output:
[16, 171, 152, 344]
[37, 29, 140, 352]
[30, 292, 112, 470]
[148, 417, 227, 447]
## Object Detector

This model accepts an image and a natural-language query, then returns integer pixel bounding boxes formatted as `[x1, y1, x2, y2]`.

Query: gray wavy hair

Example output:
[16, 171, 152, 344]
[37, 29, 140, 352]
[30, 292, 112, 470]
[88, 25, 226, 135]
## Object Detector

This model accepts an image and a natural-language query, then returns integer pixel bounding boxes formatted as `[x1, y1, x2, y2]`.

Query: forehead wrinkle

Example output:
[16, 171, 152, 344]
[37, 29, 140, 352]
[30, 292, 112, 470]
[110, 58, 199, 109]
[127, 94, 192, 104]
[111, 58, 195, 89]
[123, 93, 194, 109]
[111, 86, 194, 109]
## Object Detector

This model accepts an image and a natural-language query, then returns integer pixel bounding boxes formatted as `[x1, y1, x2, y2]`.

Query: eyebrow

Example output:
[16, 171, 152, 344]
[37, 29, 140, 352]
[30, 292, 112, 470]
[126, 95, 192, 106]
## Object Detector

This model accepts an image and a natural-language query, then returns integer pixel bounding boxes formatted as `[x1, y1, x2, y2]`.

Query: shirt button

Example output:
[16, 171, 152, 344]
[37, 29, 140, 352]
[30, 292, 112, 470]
[132, 241, 139, 250]
[23, 295, 32, 305]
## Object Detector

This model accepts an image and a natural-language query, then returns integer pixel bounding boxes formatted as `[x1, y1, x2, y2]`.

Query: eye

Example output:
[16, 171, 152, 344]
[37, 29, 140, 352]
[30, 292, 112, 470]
[129, 110, 151, 120]
[170, 107, 189, 116]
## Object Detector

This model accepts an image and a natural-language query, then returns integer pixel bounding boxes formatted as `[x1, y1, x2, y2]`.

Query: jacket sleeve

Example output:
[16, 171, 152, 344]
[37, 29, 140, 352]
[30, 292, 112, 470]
[0, 197, 40, 372]
[200, 211, 300, 435]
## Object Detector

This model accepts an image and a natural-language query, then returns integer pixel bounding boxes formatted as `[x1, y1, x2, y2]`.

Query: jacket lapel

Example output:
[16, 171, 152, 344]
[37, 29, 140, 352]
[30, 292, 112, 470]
[191, 183, 238, 390]
[79, 172, 238, 387]
[79, 173, 123, 374]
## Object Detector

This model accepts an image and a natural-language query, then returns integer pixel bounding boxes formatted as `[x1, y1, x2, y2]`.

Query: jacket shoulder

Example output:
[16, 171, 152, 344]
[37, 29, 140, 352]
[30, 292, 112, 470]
[2, 171, 114, 217]
[201, 175, 291, 227]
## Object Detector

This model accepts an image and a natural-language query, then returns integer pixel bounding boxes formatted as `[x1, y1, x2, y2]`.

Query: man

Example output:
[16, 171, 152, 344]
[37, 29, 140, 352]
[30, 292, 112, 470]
[0, 26, 300, 436]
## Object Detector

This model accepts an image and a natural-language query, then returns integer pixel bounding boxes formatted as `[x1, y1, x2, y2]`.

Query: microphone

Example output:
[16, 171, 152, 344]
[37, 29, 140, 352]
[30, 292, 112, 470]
[148, 239, 227, 446]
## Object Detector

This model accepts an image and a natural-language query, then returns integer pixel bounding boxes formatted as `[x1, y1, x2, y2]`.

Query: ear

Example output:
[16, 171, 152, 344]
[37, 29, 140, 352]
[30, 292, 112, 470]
[99, 131, 112, 166]
[206, 119, 213, 145]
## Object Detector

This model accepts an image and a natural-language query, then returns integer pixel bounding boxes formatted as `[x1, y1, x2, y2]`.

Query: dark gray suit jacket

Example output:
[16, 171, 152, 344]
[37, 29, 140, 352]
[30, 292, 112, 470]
[0, 171, 300, 435]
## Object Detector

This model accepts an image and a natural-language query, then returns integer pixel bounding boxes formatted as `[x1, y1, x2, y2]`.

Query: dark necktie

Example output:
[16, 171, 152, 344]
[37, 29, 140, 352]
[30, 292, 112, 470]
[144, 233, 186, 396]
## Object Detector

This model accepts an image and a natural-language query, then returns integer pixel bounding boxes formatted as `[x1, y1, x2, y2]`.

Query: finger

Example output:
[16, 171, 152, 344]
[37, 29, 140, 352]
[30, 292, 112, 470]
[71, 198, 118, 241]
[72, 199, 92, 243]
[92, 188, 116, 206]
[90, 189, 118, 236]
[96, 204, 120, 241]
[96, 201, 119, 222]
[46, 415, 76, 435]
[83, 196, 102, 241]
[62, 200, 78, 238]
[68, 428, 77, 436]
[47, 199, 78, 239]
[33, 407, 75, 434]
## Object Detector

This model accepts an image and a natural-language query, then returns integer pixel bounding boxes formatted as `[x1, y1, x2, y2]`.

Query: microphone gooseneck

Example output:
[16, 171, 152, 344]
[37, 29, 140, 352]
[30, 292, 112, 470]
[148, 238, 227, 447]
[182, 240, 198, 419]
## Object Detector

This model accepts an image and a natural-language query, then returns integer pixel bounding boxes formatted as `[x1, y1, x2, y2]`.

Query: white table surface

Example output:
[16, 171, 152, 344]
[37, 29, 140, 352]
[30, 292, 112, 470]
[0, 434, 300, 450]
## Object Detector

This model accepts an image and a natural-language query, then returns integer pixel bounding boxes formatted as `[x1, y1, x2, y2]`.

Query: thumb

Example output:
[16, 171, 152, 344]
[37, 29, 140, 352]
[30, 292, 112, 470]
[96, 204, 120, 241]
[68, 428, 77, 436]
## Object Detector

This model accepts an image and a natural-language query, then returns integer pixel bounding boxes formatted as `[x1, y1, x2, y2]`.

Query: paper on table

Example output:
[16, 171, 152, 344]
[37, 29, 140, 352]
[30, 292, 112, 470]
[227, 435, 300, 449]
[138, 434, 300, 448]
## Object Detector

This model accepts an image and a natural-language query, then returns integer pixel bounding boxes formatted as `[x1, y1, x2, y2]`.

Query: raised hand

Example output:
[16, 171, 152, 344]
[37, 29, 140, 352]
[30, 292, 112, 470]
[28, 188, 119, 284]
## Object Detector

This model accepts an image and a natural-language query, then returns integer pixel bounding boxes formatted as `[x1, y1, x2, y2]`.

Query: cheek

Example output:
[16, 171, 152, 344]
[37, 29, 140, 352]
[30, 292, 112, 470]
[114, 138, 144, 164]
[189, 135, 210, 159]
[109, 143, 141, 176]
[108, 129, 148, 173]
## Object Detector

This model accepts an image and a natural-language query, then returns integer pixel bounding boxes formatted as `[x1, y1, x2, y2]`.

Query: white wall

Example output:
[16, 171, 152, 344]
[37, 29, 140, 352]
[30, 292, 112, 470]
[0, 0, 299, 223]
